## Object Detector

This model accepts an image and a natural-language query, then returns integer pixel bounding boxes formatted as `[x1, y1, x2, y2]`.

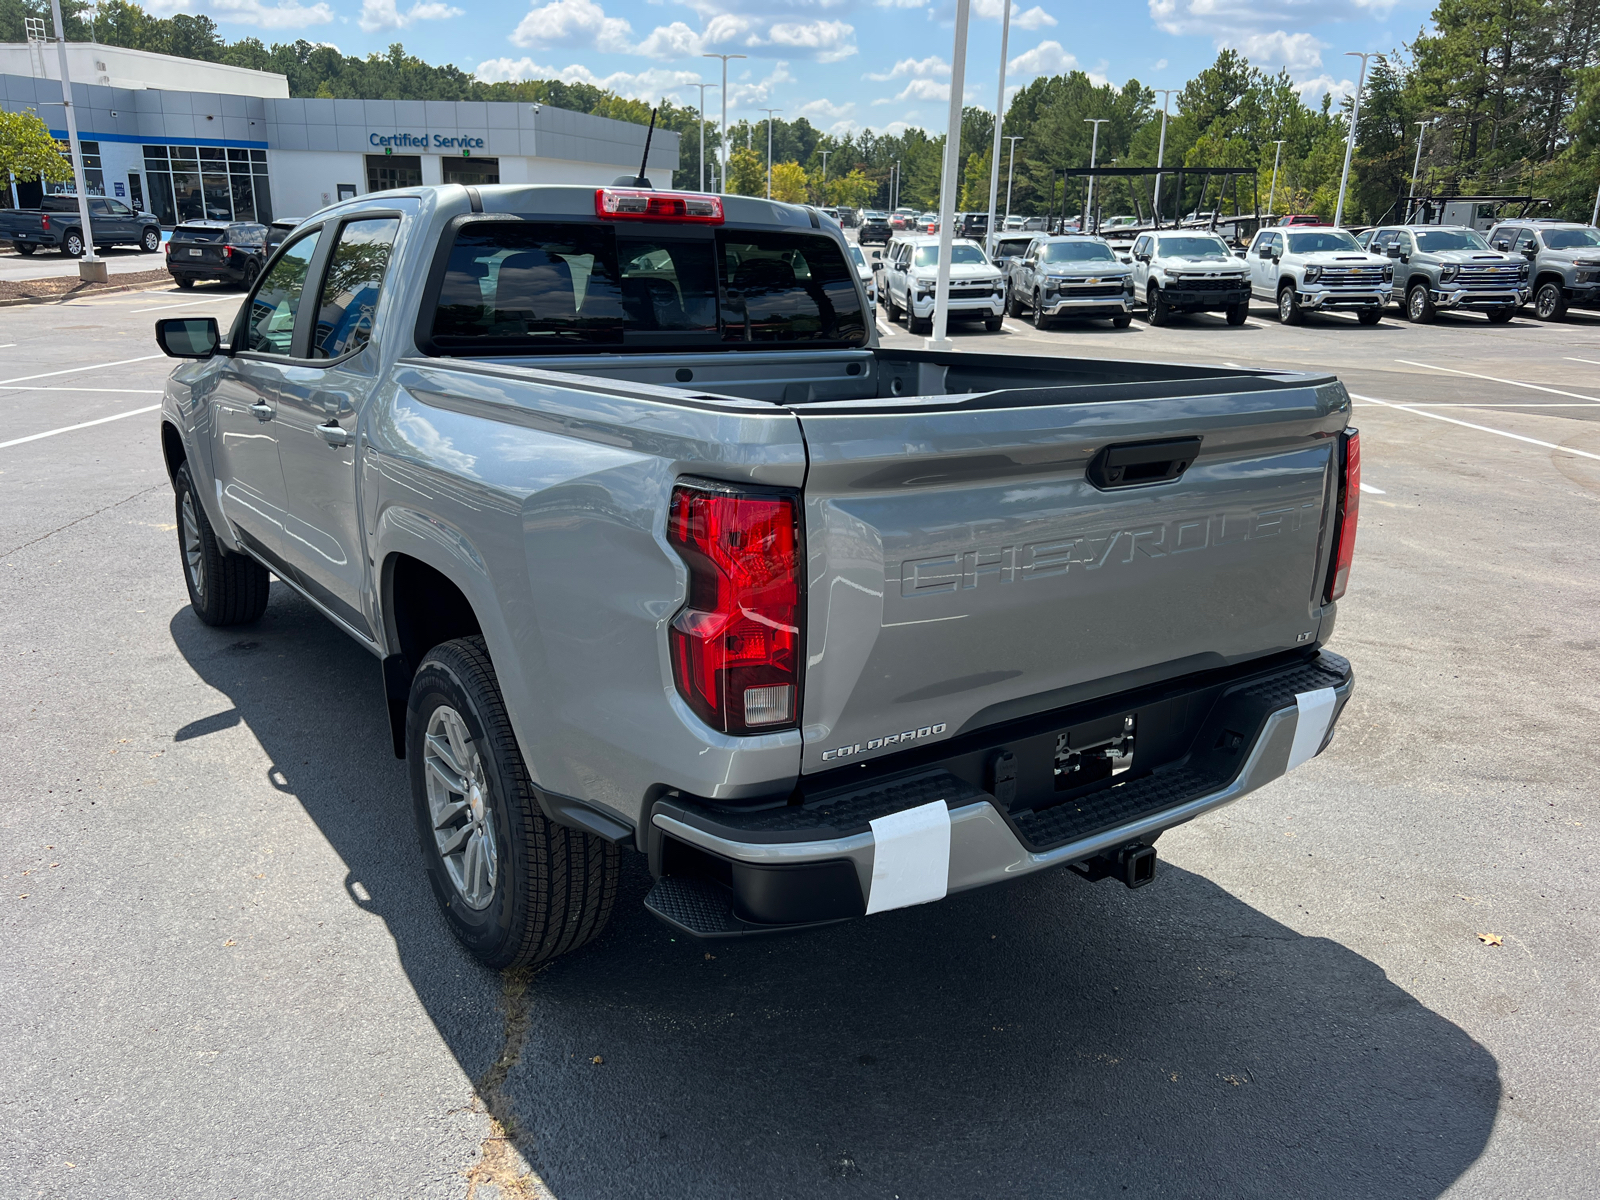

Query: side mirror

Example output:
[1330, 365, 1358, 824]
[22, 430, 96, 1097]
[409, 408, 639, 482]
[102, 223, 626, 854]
[156, 317, 222, 359]
[1120, 255, 1132, 264]
[1522, 247, 1536, 260]
[871, 259, 884, 272]
[1270, 250, 1281, 263]
[1385, 245, 1401, 258]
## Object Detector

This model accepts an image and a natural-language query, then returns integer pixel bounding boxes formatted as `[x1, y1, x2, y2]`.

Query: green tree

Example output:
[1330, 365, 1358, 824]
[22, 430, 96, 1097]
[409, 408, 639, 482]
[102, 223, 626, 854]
[0, 107, 73, 187]
[770, 160, 807, 203]
[726, 146, 765, 197]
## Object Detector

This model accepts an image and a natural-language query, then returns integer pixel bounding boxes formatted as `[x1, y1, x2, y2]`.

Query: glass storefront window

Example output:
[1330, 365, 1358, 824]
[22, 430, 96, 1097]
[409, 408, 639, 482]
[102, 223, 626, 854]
[443, 156, 499, 185]
[139, 143, 272, 227]
[366, 154, 422, 193]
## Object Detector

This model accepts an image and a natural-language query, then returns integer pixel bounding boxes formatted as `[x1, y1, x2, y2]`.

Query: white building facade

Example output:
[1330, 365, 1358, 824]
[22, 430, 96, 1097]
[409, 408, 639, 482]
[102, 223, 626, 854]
[1, 44, 678, 225]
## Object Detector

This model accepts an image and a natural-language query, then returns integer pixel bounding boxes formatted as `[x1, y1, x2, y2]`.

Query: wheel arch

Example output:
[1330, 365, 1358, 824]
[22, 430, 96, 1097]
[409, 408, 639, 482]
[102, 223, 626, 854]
[160, 420, 187, 483]
[1533, 270, 1566, 294]
[380, 549, 488, 759]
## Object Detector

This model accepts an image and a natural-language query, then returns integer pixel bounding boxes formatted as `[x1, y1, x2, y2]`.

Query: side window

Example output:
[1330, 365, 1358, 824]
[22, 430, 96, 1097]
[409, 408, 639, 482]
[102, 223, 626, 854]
[312, 217, 400, 359]
[1132, 236, 1148, 258]
[89, 199, 111, 216]
[108, 200, 134, 217]
[1490, 229, 1513, 251]
[1396, 232, 1414, 254]
[244, 229, 321, 356]
[1514, 230, 1536, 255]
[1370, 231, 1393, 251]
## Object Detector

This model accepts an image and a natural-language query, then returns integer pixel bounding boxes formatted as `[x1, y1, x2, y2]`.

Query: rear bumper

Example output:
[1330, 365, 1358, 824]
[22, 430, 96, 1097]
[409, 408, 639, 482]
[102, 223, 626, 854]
[168, 262, 250, 282]
[645, 649, 1353, 936]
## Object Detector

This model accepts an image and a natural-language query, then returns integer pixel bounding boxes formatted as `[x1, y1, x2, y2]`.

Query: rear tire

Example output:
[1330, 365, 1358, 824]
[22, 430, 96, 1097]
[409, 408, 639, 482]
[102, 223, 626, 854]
[239, 260, 260, 291]
[1277, 284, 1304, 325]
[408, 636, 619, 969]
[1405, 283, 1436, 323]
[174, 461, 270, 627]
[61, 231, 84, 258]
[1225, 302, 1249, 326]
[141, 227, 162, 253]
[1533, 281, 1567, 321]
[1487, 306, 1516, 324]
[1357, 307, 1383, 326]
[15, 244, 36, 256]
[175, 276, 194, 290]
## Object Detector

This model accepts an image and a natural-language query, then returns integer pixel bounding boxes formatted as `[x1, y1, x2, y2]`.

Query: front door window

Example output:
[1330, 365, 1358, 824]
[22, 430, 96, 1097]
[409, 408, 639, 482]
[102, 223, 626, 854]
[245, 231, 322, 356]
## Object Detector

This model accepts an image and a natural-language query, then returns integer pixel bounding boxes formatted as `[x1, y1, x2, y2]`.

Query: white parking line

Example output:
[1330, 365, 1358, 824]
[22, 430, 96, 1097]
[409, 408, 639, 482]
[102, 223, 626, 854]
[0, 404, 161, 451]
[0, 386, 164, 393]
[128, 296, 239, 314]
[1394, 358, 1600, 404]
[1359, 483, 1385, 494]
[1351, 393, 1600, 463]
[0, 354, 164, 387]
[1564, 356, 1600, 367]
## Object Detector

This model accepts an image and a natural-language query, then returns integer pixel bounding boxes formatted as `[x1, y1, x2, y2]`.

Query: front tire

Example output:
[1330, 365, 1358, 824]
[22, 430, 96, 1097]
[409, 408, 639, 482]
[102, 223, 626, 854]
[1111, 313, 1132, 328]
[1406, 283, 1436, 323]
[1487, 306, 1516, 324]
[174, 461, 270, 626]
[408, 637, 618, 969]
[1148, 285, 1171, 326]
[1226, 302, 1249, 326]
[1533, 281, 1568, 322]
[984, 314, 1004, 332]
[1031, 291, 1050, 330]
[1357, 307, 1383, 326]
[1277, 284, 1304, 325]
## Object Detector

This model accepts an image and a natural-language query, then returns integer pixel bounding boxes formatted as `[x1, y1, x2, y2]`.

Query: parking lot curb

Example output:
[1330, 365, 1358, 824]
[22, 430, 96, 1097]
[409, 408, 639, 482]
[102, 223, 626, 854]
[0, 278, 163, 307]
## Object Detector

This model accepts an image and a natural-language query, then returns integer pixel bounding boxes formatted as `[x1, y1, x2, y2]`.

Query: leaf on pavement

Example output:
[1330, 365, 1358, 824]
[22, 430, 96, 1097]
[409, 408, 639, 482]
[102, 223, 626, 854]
[1476, 932, 1502, 946]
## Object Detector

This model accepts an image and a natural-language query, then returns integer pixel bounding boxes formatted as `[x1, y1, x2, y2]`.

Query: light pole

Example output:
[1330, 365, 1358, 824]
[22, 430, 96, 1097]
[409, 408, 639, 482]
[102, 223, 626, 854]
[983, 0, 1013, 254]
[48, 0, 100, 278]
[892, 159, 900, 210]
[928, 0, 972, 348]
[819, 149, 830, 204]
[1152, 88, 1177, 227]
[759, 108, 782, 198]
[1334, 51, 1381, 228]
[1407, 117, 1435, 221]
[1266, 138, 1286, 218]
[1082, 117, 1108, 233]
[1002, 135, 1022, 230]
[689, 82, 718, 193]
[702, 53, 745, 194]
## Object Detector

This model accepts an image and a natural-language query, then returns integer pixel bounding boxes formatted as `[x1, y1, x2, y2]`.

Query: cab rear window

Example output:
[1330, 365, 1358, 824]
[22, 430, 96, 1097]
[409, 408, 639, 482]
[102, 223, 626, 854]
[424, 220, 866, 354]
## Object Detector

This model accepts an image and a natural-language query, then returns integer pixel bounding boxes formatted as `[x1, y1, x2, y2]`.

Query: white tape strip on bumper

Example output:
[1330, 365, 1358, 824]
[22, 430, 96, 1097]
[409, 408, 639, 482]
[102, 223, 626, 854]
[865, 800, 951, 915]
[1287, 687, 1338, 771]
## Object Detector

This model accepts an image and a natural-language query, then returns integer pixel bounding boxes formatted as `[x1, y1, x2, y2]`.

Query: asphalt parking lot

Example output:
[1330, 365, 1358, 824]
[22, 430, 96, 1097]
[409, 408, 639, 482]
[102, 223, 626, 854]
[3, 274, 1598, 1199]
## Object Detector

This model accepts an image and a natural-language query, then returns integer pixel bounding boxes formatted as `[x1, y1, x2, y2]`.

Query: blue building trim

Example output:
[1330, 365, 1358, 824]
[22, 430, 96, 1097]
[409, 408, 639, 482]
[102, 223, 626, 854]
[50, 129, 270, 150]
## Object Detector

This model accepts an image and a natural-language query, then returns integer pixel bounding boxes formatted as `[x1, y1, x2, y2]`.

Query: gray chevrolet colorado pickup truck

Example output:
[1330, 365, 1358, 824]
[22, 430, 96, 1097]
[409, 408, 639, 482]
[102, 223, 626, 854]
[154, 183, 1358, 968]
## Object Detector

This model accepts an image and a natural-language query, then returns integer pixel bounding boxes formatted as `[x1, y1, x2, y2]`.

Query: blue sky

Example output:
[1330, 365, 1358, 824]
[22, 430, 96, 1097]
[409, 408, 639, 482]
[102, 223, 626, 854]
[165, 0, 1437, 133]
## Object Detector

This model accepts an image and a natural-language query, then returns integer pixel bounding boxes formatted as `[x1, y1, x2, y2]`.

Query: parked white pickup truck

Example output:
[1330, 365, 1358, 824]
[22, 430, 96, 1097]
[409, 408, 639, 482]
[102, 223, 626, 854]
[1246, 226, 1394, 325]
[154, 184, 1359, 968]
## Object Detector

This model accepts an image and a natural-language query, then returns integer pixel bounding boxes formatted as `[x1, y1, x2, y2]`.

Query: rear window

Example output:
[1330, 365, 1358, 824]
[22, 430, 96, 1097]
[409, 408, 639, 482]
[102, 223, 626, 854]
[426, 221, 866, 353]
[174, 226, 227, 243]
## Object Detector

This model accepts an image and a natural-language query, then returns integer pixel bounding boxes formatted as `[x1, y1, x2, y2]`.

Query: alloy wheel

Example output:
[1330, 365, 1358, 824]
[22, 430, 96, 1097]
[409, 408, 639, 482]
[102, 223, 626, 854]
[1278, 289, 1294, 322]
[423, 705, 499, 910]
[1535, 284, 1561, 320]
[180, 489, 204, 596]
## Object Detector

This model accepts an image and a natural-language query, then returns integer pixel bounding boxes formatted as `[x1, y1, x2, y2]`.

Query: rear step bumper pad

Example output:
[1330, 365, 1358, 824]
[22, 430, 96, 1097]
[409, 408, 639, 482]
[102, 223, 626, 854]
[647, 653, 1352, 936]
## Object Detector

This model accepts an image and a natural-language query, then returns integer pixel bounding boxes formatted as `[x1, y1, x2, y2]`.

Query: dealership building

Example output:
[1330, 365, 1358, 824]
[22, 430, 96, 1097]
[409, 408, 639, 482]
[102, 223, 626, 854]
[0, 41, 679, 226]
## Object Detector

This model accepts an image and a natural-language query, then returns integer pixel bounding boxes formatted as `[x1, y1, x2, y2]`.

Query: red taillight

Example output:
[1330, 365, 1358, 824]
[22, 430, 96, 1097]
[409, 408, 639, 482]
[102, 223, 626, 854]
[667, 483, 801, 734]
[1325, 428, 1360, 602]
[595, 188, 724, 223]
[223, 245, 233, 258]
[40, 215, 49, 232]
[164, 239, 171, 255]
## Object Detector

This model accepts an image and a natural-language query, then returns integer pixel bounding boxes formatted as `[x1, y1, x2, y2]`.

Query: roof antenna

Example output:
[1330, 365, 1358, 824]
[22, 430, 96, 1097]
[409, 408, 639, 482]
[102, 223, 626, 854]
[634, 106, 659, 188]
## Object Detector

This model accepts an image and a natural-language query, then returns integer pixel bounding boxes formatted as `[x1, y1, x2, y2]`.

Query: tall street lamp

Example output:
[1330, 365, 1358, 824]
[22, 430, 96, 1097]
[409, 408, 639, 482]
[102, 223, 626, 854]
[892, 159, 900, 210]
[1082, 117, 1108, 233]
[702, 53, 745, 193]
[1407, 117, 1436, 221]
[1334, 51, 1381, 228]
[49, 0, 101, 278]
[759, 108, 782, 198]
[1152, 88, 1177, 227]
[983, 0, 1013, 254]
[1266, 138, 1286, 217]
[928, 0, 972, 348]
[689, 82, 718, 193]
[819, 148, 830, 204]
[1002, 135, 1022, 230]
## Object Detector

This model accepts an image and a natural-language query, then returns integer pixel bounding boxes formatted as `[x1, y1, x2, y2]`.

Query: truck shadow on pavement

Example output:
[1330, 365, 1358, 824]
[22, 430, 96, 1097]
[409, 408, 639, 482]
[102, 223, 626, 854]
[171, 589, 1500, 1200]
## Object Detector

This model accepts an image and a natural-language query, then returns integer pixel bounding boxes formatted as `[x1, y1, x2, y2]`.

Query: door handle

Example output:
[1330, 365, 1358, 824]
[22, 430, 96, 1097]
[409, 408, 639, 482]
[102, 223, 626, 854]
[249, 400, 274, 421]
[317, 421, 351, 447]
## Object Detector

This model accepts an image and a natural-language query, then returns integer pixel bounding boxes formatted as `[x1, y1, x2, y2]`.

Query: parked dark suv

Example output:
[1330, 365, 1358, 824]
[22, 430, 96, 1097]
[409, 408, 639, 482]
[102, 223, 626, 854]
[858, 210, 891, 246]
[166, 221, 268, 289]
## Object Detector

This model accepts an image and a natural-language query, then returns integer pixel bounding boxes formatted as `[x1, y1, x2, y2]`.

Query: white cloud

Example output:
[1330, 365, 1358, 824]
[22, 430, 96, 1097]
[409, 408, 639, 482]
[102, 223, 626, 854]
[1234, 30, 1325, 71]
[475, 57, 707, 101]
[1007, 39, 1077, 79]
[882, 121, 912, 135]
[829, 118, 862, 135]
[874, 0, 927, 7]
[1293, 73, 1357, 105]
[868, 54, 949, 82]
[1150, 0, 1398, 38]
[726, 62, 794, 106]
[635, 21, 703, 57]
[894, 77, 950, 102]
[763, 19, 857, 62]
[973, 0, 1055, 29]
[199, 0, 334, 28]
[358, 0, 462, 33]
[511, 0, 635, 53]
[796, 97, 856, 120]
[1154, 57, 1168, 70]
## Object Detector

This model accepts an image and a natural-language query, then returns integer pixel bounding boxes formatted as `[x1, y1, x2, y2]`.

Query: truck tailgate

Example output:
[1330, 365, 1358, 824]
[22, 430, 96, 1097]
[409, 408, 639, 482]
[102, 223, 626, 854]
[795, 374, 1349, 774]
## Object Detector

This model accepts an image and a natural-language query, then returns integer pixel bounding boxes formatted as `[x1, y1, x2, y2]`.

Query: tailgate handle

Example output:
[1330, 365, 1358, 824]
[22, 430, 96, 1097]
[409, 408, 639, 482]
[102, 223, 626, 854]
[1087, 437, 1202, 489]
